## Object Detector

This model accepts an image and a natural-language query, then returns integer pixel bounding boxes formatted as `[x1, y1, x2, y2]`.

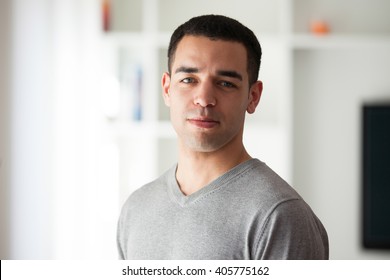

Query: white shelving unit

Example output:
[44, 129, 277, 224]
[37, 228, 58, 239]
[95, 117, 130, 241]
[100, 0, 390, 259]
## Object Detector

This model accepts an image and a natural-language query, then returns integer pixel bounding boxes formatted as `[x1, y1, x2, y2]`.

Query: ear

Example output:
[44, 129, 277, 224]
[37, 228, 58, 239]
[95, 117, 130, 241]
[162, 72, 171, 107]
[246, 81, 263, 114]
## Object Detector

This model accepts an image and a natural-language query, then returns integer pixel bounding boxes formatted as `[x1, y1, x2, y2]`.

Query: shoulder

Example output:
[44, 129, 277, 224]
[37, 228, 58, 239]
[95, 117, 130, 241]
[229, 159, 302, 209]
[230, 160, 329, 259]
[117, 166, 175, 259]
[254, 198, 329, 259]
[119, 165, 174, 217]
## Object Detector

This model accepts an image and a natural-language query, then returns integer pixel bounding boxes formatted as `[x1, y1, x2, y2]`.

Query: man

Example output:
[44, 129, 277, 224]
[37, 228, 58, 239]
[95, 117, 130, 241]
[117, 15, 329, 259]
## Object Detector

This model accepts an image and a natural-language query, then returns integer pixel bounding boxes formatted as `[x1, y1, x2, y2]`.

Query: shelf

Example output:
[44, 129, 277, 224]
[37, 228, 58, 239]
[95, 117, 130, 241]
[293, 0, 390, 35]
[291, 34, 390, 49]
[108, 120, 176, 139]
[101, 32, 171, 48]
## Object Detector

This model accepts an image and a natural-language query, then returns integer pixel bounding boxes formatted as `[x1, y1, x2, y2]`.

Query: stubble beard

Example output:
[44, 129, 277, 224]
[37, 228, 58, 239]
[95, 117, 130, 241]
[178, 108, 245, 153]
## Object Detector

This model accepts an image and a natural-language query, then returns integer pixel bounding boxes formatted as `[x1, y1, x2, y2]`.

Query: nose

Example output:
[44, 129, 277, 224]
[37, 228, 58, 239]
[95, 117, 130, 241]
[193, 81, 216, 107]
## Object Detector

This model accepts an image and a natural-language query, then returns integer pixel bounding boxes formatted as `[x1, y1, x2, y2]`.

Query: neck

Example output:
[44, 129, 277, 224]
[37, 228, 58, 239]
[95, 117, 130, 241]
[176, 140, 251, 196]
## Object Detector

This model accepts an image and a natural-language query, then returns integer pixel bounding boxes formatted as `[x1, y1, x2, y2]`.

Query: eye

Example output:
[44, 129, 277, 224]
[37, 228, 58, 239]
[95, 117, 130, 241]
[219, 81, 236, 88]
[181, 77, 196, 84]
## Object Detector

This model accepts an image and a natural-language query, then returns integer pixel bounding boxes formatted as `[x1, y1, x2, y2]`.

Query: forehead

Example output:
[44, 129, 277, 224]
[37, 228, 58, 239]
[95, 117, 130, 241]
[172, 35, 248, 73]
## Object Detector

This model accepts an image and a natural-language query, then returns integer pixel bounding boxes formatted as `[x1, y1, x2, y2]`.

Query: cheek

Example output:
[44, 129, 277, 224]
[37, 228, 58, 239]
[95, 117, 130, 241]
[170, 93, 190, 111]
[224, 95, 249, 113]
[168, 98, 185, 123]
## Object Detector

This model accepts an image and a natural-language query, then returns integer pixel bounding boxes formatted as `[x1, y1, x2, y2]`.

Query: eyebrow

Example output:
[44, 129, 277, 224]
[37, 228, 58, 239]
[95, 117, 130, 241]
[216, 70, 243, 81]
[174, 66, 243, 81]
[175, 66, 199, 74]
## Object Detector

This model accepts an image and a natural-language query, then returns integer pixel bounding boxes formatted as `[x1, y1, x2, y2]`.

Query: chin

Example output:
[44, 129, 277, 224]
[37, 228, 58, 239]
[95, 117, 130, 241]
[185, 138, 228, 153]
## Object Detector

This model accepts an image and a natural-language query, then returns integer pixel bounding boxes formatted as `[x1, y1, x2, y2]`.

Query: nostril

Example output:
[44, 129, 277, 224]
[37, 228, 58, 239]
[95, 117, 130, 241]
[195, 99, 216, 108]
[194, 95, 216, 107]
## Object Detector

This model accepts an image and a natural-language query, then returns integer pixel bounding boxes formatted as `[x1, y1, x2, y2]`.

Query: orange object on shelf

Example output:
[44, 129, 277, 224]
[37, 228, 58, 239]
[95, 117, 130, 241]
[310, 20, 330, 35]
[102, 0, 111, 32]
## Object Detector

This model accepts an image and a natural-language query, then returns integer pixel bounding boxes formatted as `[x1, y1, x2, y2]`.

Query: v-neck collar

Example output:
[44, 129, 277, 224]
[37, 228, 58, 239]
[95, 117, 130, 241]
[167, 158, 260, 207]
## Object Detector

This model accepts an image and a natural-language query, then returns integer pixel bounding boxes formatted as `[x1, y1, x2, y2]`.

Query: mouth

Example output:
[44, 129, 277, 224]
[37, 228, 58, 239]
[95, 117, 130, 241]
[187, 117, 220, 129]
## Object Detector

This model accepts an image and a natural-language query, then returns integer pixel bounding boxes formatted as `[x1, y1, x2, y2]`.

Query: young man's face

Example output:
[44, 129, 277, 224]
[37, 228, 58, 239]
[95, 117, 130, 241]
[162, 35, 261, 153]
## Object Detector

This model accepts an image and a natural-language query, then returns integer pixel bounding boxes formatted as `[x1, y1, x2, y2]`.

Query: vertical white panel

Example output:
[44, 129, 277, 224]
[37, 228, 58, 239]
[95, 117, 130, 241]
[10, 0, 54, 259]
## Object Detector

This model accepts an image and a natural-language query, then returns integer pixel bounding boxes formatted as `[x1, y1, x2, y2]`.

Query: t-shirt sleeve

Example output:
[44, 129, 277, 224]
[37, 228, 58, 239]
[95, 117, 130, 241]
[253, 199, 329, 260]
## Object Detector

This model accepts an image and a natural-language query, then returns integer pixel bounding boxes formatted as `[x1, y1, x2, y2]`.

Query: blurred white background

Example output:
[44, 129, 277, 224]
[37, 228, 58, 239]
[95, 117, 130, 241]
[1, 0, 390, 259]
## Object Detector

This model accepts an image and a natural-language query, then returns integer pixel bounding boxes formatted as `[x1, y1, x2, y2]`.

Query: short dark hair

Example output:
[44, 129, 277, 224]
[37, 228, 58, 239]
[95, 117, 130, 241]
[167, 14, 262, 86]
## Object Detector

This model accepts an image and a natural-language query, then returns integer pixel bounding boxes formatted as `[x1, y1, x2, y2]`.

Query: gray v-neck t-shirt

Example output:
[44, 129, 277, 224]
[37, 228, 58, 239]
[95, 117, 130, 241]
[117, 159, 329, 259]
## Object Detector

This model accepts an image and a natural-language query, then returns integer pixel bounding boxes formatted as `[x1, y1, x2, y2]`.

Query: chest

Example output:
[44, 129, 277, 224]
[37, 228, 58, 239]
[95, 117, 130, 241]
[124, 204, 256, 259]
